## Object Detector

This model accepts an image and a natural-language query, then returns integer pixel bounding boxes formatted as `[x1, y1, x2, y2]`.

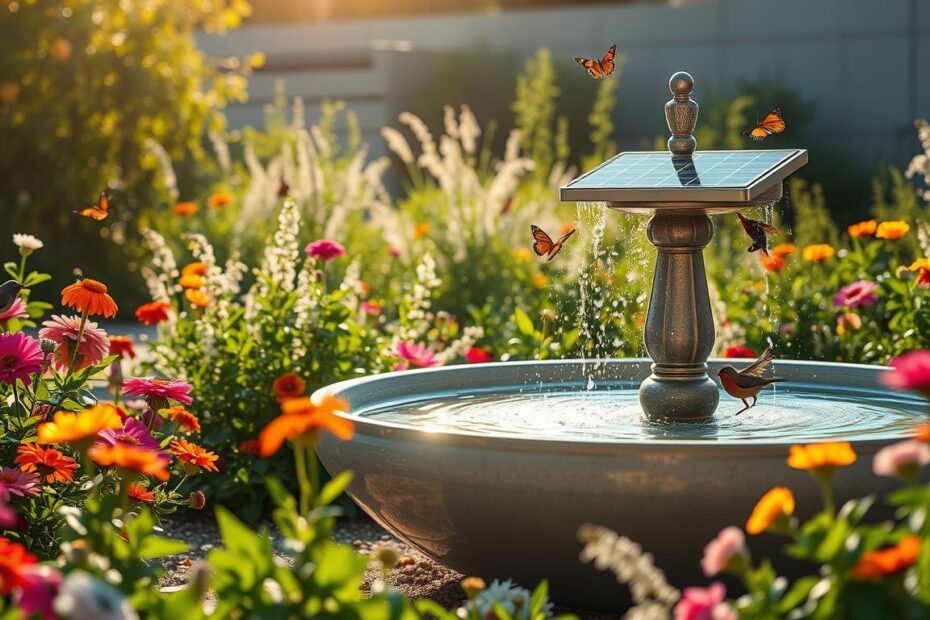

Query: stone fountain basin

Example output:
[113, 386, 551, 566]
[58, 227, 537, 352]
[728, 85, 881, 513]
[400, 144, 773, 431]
[314, 359, 924, 608]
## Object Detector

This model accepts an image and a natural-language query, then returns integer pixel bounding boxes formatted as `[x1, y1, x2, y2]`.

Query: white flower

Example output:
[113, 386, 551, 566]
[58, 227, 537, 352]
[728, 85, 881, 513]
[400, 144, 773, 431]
[12, 233, 43, 252]
[53, 571, 138, 620]
[464, 579, 554, 620]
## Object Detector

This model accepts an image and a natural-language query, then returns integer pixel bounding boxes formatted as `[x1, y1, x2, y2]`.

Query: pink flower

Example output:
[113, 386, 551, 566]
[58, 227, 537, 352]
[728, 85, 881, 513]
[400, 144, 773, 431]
[701, 526, 745, 577]
[38, 314, 109, 371]
[873, 440, 930, 477]
[389, 247, 402, 258]
[465, 347, 493, 364]
[13, 565, 61, 620]
[123, 376, 193, 405]
[305, 239, 346, 262]
[96, 417, 163, 454]
[124, 399, 148, 412]
[393, 341, 439, 369]
[0, 332, 44, 385]
[882, 350, 930, 397]
[0, 494, 16, 528]
[723, 345, 756, 359]
[0, 298, 27, 327]
[833, 280, 879, 309]
[674, 582, 737, 620]
[0, 467, 40, 499]
[360, 301, 382, 316]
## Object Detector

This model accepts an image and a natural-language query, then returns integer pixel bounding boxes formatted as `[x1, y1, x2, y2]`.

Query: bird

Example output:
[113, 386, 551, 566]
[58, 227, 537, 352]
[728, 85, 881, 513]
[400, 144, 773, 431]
[0, 280, 24, 314]
[718, 348, 783, 416]
[736, 212, 778, 258]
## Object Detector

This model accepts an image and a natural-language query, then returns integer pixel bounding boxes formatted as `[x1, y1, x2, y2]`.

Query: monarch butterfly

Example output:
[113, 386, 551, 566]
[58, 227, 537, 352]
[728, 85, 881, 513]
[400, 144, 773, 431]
[741, 106, 786, 141]
[531, 225, 576, 262]
[573, 44, 617, 80]
[75, 191, 110, 221]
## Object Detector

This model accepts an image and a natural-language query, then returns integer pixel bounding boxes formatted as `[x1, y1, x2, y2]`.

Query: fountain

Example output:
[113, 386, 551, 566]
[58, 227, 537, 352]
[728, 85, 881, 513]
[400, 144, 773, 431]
[314, 72, 925, 608]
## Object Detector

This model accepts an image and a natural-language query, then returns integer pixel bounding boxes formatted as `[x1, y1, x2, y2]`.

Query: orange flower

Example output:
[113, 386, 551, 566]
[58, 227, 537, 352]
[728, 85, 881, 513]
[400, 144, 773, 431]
[787, 442, 857, 471]
[847, 220, 877, 239]
[772, 243, 797, 258]
[759, 252, 785, 272]
[0, 537, 37, 595]
[746, 487, 795, 535]
[128, 483, 155, 503]
[135, 300, 171, 325]
[179, 273, 205, 289]
[171, 201, 198, 216]
[15, 444, 78, 483]
[108, 336, 136, 360]
[560, 222, 575, 235]
[836, 312, 862, 335]
[910, 258, 930, 288]
[164, 406, 200, 433]
[184, 289, 210, 308]
[801, 244, 835, 262]
[273, 373, 306, 400]
[37, 405, 123, 446]
[914, 423, 930, 443]
[182, 262, 208, 277]
[61, 278, 118, 318]
[876, 221, 910, 240]
[89, 443, 170, 481]
[208, 192, 234, 209]
[238, 439, 260, 455]
[170, 438, 218, 473]
[532, 273, 548, 288]
[851, 536, 920, 581]
[258, 395, 353, 457]
[413, 223, 431, 238]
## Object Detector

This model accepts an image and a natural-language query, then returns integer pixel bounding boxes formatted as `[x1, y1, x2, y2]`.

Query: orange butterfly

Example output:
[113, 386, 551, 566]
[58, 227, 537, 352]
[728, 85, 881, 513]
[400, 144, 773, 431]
[531, 225, 576, 262]
[75, 191, 110, 220]
[741, 106, 786, 141]
[574, 44, 617, 80]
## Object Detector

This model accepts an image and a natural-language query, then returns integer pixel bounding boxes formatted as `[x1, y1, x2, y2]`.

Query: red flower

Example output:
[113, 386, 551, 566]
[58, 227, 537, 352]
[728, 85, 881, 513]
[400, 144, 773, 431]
[723, 345, 756, 359]
[465, 347, 493, 364]
[134, 300, 171, 325]
[238, 439, 261, 456]
[882, 350, 930, 397]
[107, 336, 136, 360]
[0, 537, 37, 594]
[272, 373, 306, 400]
[128, 484, 155, 503]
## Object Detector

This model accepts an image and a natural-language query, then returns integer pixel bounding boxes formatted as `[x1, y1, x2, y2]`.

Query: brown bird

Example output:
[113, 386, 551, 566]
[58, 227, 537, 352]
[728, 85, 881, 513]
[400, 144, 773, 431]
[736, 212, 778, 258]
[718, 348, 783, 415]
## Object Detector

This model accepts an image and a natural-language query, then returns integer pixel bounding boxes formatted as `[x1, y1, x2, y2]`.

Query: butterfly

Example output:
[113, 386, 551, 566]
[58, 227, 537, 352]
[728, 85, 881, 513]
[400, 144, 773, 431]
[741, 106, 786, 141]
[573, 44, 617, 80]
[531, 225, 576, 262]
[75, 191, 110, 220]
[277, 178, 290, 198]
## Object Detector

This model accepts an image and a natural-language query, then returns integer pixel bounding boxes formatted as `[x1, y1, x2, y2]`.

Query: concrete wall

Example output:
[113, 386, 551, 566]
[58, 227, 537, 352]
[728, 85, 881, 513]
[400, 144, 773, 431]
[199, 0, 930, 169]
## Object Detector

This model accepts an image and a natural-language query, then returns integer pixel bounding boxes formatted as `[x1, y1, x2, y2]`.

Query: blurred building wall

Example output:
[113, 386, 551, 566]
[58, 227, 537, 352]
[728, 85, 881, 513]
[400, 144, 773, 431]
[199, 0, 929, 168]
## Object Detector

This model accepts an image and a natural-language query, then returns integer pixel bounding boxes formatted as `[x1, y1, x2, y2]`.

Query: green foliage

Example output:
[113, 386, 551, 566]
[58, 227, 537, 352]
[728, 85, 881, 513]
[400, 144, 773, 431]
[789, 178, 840, 249]
[512, 48, 563, 178]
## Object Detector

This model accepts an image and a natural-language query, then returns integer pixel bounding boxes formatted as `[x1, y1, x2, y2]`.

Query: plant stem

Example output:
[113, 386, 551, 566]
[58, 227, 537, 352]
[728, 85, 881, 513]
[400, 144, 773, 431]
[294, 444, 311, 517]
[308, 444, 319, 508]
[17, 255, 26, 283]
[818, 474, 835, 517]
[64, 309, 89, 384]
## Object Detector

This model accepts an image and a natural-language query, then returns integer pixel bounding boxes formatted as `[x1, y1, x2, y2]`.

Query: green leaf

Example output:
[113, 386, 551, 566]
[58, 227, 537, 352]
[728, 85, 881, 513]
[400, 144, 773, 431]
[529, 580, 549, 615]
[514, 308, 535, 337]
[138, 536, 190, 559]
[3, 263, 17, 279]
[777, 576, 820, 613]
[316, 470, 353, 507]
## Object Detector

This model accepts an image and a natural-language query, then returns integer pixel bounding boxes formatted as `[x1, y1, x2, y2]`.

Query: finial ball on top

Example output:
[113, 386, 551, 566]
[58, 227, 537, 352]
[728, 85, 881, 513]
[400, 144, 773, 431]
[669, 71, 694, 97]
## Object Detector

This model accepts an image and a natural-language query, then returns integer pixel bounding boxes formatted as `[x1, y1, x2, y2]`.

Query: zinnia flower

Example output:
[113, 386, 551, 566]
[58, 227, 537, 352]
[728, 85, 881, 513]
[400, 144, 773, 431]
[836, 311, 862, 335]
[746, 487, 795, 535]
[873, 440, 930, 478]
[15, 445, 78, 483]
[13, 565, 61, 620]
[208, 192, 233, 209]
[910, 258, 930, 288]
[182, 262, 207, 276]
[305, 239, 347, 261]
[0, 468, 40, 498]
[0, 298, 27, 327]
[88, 443, 170, 481]
[359, 301, 382, 316]
[12, 233, 43, 256]
[465, 347, 493, 363]
[135, 300, 171, 325]
[802, 244, 835, 262]
[184, 289, 210, 308]
[169, 438, 218, 474]
[164, 406, 200, 433]
[759, 252, 785, 272]
[833, 280, 878, 308]
[238, 439, 260, 456]
[876, 220, 910, 240]
[0, 332, 43, 386]
[178, 273, 205, 289]
[123, 376, 194, 407]
[772, 243, 796, 258]
[37, 405, 123, 447]
[60, 279, 117, 318]
[393, 341, 438, 369]
[171, 201, 198, 216]
[107, 336, 135, 360]
[882, 350, 930, 397]
[128, 484, 155, 503]
[413, 223, 431, 238]
[723, 344, 756, 359]
[273, 373, 306, 400]
[701, 526, 746, 578]
[787, 442, 857, 472]
[96, 417, 162, 453]
[0, 536, 37, 594]
[39, 315, 109, 371]
[851, 536, 920, 581]
[673, 582, 736, 620]
[532, 273, 548, 288]
[847, 220, 878, 238]
[258, 395, 353, 457]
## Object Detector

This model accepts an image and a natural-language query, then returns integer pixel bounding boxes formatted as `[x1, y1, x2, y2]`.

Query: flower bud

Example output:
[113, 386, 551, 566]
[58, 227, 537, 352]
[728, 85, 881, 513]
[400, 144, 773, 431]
[460, 576, 486, 600]
[189, 491, 206, 510]
[40, 339, 57, 355]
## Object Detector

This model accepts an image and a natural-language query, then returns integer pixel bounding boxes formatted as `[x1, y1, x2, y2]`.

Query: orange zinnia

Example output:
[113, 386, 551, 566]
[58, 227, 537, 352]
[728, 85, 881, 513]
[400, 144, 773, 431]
[37, 404, 123, 446]
[184, 289, 210, 308]
[128, 483, 155, 503]
[771, 243, 797, 258]
[847, 220, 877, 239]
[759, 252, 785, 272]
[851, 536, 920, 581]
[273, 373, 306, 400]
[746, 487, 795, 535]
[135, 300, 172, 325]
[170, 438, 218, 473]
[258, 395, 353, 457]
[787, 442, 857, 472]
[413, 223, 431, 238]
[208, 192, 234, 209]
[164, 406, 200, 433]
[61, 278, 118, 318]
[108, 336, 136, 360]
[0, 537, 37, 595]
[15, 444, 78, 483]
[89, 443, 170, 481]
[182, 262, 208, 277]
[910, 258, 930, 288]
[876, 221, 910, 240]
[179, 273, 205, 289]
[171, 201, 198, 216]
[801, 244, 835, 262]
[532, 273, 548, 288]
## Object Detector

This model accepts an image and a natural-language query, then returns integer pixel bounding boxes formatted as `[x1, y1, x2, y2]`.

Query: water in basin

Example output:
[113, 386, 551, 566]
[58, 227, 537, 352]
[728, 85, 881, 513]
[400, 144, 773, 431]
[358, 382, 926, 442]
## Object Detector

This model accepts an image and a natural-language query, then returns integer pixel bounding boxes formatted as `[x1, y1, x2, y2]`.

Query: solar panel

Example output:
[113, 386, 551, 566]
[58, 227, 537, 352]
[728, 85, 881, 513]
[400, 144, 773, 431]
[560, 149, 807, 204]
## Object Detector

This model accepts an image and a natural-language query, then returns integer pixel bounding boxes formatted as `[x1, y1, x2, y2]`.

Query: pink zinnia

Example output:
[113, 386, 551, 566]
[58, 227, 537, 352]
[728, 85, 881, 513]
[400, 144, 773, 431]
[465, 347, 493, 364]
[39, 314, 109, 371]
[723, 344, 756, 359]
[873, 439, 930, 477]
[0, 495, 16, 528]
[96, 417, 163, 454]
[0, 467, 40, 499]
[701, 526, 745, 577]
[123, 376, 194, 405]
[360, 301, 382, 316]
[833, 280, 879, 309]
[883, 350, 930, 397]
[393, 341, 439, 369]
[13, 565, 61, 620]
[0, 332, 44, 386]
[0, 298, 27, 327]
[305, 239, 346, 262]
[674, 582, 736, 620]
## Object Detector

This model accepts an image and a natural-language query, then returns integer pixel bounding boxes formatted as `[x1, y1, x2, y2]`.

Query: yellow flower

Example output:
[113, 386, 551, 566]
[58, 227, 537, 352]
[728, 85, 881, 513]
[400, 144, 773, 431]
[185, 289, 210, 308]
[178, 273, 205, 289]
[847, 220, 877, 239]
[787, 442, 856, 471]
[512, 248, 532, 262]
[876, 221, 910, 240]
[532, 273, 548, 288]
[413, 223, 431, 239]
[746, 487, 795, 535]
[801, 244, 835, 262]
[38, 405, 123, 446]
